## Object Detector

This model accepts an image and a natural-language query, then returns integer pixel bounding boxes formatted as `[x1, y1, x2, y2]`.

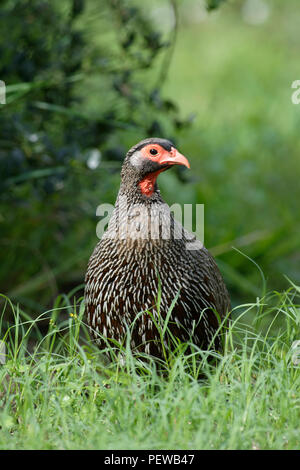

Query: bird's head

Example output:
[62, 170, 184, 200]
[121, 138, 190, 197]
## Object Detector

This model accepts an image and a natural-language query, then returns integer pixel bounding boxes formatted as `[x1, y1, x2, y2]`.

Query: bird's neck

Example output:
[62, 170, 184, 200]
[103, 178, 176, 246]
[117, 174, 164, 207]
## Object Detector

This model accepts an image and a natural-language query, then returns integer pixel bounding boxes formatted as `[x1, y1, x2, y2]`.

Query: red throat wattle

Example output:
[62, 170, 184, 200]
[139, 169, 165, 197]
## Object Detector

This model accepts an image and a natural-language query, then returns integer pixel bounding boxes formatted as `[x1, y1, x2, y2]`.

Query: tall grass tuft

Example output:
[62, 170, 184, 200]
[0, 283, 299, 449]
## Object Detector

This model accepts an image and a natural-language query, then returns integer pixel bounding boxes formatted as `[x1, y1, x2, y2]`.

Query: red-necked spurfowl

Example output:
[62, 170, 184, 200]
[85, 138, 230, 359]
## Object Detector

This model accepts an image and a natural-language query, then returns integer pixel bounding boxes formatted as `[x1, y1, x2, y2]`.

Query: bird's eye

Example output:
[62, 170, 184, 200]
[150, 148, 158, 156]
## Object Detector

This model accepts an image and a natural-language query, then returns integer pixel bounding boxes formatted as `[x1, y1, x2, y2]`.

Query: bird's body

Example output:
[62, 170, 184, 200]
[85, 138, 230, 359]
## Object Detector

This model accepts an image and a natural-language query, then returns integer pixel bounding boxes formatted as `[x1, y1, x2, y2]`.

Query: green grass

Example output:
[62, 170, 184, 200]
[1, 282, 300, 450]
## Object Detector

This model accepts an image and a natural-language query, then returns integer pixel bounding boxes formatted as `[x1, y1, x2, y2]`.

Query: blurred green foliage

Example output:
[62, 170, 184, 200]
[1, 0, 299, 318]
[161, 0, 300, 305]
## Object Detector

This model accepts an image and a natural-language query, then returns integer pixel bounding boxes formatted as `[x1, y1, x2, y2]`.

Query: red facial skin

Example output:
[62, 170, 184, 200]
[139, 144, 190, 197]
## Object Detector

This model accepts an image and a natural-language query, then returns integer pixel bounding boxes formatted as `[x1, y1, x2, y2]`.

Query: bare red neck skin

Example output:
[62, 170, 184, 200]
[139, 169, 164, 197]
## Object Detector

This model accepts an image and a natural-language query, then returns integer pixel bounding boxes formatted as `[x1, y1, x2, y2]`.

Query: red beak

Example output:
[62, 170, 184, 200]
[159, 147, 190, 169]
